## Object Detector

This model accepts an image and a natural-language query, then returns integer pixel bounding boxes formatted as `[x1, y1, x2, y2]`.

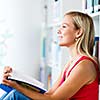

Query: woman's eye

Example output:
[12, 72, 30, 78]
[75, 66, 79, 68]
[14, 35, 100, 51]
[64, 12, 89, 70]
[62, 25, 66, 28]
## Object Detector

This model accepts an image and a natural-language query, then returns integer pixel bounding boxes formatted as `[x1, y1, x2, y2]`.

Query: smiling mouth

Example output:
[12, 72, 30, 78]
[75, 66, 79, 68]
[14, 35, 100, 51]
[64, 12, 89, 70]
[58, 35, 63, 39]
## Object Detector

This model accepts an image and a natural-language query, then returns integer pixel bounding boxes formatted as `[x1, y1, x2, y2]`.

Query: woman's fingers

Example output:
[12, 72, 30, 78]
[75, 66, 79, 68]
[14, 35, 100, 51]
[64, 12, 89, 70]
[2, 78, 17, 87]
[2, 66, 18, 88]
[2, 79, 10, 86]
[3, 73, 11, 78]
[3, 66, 12, 79]
[3, 66, 12, 74]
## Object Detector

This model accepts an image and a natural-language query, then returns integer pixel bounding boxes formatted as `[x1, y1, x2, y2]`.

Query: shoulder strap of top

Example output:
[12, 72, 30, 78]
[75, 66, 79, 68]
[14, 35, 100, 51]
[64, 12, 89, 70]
[67, 56, 99, 77]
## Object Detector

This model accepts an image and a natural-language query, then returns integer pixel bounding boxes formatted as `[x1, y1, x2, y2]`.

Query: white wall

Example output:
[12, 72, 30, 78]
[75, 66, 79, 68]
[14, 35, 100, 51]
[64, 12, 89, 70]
[0, 0, 42, 79]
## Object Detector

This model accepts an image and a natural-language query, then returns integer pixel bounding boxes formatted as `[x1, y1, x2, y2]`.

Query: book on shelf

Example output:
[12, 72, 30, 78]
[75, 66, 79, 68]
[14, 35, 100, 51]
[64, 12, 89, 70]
[98, 0, 100, 11]
[93, 36, 99, 59]
[84, 0, 100, 14]
[0, 69, 47, 99]
[85, 0, 94, 13]
[94, 0, 99, 12]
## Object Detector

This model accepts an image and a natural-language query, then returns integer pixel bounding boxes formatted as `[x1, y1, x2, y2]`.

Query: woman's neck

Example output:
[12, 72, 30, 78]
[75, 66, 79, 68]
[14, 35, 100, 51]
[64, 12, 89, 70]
[68, 45, 79, 58]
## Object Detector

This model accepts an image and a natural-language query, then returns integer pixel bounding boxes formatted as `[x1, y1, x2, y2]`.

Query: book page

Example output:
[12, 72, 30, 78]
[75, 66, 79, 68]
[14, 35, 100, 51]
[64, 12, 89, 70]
[8, 69, 45, 89]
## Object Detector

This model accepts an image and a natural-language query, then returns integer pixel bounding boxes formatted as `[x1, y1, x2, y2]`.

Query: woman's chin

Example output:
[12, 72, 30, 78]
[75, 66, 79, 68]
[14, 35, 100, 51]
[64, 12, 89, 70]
[59, 43, 66, 46]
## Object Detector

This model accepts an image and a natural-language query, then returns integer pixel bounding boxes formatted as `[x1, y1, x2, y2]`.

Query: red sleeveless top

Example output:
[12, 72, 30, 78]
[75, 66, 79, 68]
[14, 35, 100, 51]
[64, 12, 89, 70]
[59, 56, 99, 100]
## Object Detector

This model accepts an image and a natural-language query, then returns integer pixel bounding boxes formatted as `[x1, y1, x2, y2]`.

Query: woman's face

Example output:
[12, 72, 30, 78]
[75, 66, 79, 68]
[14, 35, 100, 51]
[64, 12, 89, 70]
[57, 15, 78, 47]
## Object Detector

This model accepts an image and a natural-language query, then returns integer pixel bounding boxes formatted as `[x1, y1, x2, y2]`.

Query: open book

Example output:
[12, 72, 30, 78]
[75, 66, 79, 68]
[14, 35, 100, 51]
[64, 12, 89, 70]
[0, 69, 46, 99]
[8, 69, 47, 93]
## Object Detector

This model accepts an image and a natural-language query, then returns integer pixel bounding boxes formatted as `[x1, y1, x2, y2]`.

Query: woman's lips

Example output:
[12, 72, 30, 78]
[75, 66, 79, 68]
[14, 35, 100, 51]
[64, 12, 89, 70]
[58, 35, 63, 39]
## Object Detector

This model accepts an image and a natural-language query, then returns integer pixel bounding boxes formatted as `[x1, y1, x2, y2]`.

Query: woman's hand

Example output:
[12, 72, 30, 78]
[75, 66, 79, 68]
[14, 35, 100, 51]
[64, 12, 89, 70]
[3, 66, 12, 79]
[2, 66, 19, 89]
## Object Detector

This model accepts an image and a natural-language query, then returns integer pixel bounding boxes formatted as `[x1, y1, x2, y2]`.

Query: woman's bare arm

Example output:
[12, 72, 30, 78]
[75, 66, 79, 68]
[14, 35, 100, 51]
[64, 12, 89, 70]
[2, 60, 96, 100]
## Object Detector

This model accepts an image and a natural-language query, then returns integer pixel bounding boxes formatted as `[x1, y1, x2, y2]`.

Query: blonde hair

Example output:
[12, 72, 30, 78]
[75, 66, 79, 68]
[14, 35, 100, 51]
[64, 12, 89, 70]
[64, 11, 95, 57]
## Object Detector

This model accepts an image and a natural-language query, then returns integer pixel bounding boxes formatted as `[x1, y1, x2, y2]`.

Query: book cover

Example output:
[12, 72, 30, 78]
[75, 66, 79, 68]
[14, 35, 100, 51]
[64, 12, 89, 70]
[7, 69, 47, 94]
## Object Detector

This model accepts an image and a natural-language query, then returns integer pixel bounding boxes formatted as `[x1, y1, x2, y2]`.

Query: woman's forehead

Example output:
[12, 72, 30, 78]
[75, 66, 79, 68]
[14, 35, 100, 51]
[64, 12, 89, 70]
[62, 16, 74, 25]
[62, 15, 73, 23]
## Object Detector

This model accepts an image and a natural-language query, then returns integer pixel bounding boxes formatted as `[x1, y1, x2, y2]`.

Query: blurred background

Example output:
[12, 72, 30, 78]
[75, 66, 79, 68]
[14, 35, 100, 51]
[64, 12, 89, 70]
[0, 0, 99, 90]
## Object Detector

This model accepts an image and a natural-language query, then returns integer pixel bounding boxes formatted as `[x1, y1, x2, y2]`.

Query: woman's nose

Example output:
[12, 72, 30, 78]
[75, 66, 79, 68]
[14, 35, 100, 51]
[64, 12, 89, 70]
[57, 29, 61, 34]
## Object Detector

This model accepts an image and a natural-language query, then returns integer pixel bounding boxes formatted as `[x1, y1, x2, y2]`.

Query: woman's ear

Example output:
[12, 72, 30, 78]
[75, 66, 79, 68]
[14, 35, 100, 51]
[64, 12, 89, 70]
[75, 28, 83, 39]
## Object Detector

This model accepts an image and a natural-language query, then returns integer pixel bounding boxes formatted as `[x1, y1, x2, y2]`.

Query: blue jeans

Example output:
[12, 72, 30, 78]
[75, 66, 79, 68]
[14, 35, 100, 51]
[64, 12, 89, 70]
[2, 89, 31, 100]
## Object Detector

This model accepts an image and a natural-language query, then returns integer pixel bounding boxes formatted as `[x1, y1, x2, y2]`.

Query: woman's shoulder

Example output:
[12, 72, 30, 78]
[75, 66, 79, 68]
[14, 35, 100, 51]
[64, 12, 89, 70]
[75, 55, 98, 76]
[78, 55, 98, 66]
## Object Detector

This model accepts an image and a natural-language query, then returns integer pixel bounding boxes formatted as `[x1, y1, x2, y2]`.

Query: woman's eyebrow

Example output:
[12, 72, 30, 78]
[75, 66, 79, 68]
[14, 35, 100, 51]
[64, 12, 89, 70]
[62, 23, 69, 26]
[62, 23, 71, 27]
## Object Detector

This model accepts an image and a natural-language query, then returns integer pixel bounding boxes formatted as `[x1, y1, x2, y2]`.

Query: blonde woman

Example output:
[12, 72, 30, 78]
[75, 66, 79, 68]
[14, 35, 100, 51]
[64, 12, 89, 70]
[2, 11, 99, 100]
